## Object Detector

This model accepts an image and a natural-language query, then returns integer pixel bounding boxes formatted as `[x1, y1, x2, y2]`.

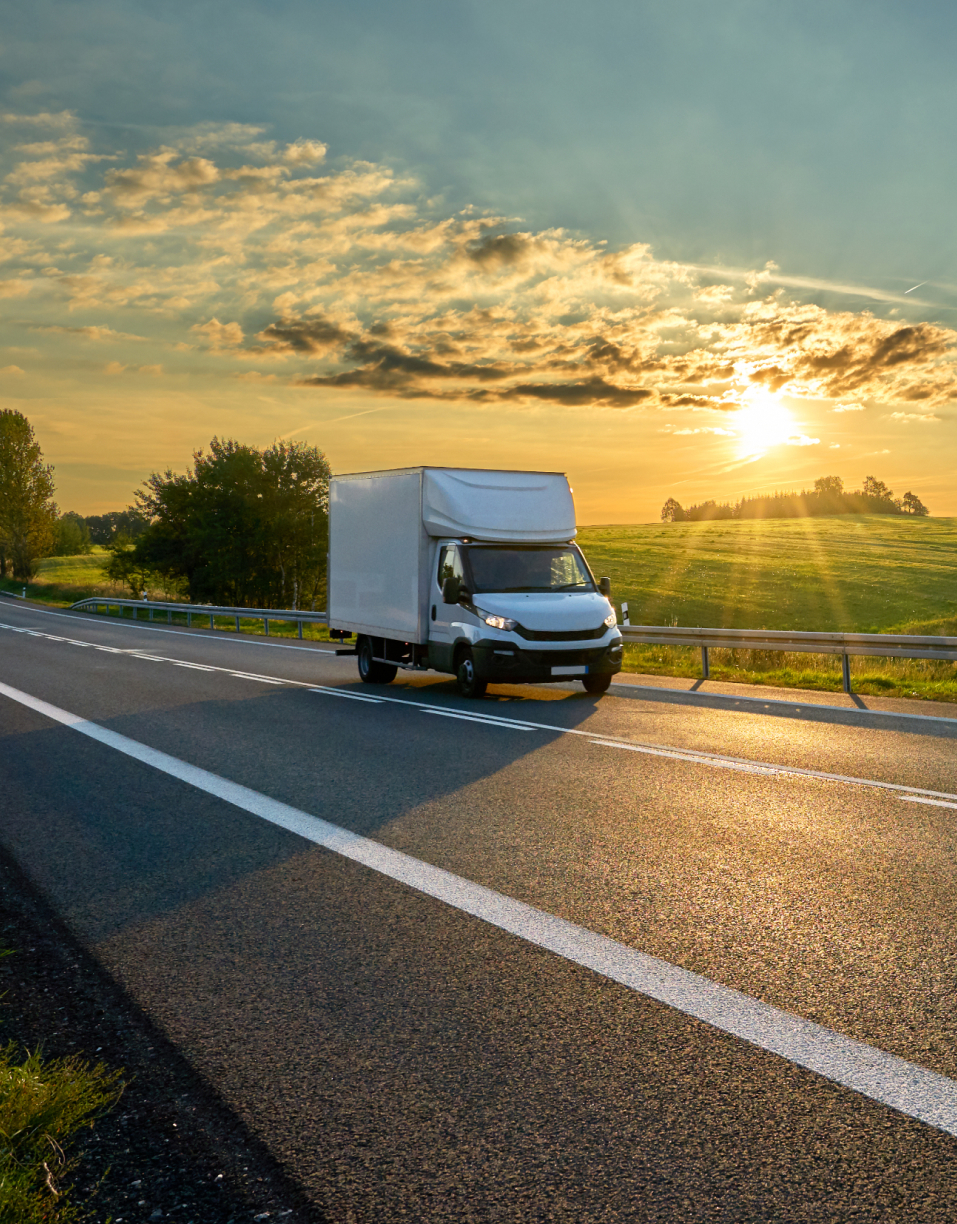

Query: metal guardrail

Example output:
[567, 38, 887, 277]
[68, 597, 957, 694]
[619, 623, 957, 693]
[69, 596, 328, 639]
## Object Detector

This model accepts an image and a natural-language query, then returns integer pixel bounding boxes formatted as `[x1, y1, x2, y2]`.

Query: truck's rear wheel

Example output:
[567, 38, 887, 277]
[455, 648, 487, 698]
[358, 635, 397, 684]
[582, 673, 612, 694]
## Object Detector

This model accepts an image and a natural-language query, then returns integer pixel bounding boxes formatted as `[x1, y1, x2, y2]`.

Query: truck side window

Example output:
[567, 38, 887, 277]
[437, 545, 464, 587]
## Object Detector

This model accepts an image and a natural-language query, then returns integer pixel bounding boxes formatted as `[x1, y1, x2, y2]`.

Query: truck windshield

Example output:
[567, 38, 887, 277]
[464, 546, 593, 593]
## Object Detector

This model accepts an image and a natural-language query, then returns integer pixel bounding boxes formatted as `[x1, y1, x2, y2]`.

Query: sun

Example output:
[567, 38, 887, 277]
[732, 389, 797, 456]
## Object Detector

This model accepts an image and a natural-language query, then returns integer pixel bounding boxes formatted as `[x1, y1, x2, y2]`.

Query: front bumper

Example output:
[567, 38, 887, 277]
[472, 635, 623, 684]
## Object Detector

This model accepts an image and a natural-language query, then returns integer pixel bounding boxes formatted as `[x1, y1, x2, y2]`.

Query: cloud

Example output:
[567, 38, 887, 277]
[138, 364, 163, 377]
[191, 318, 244, 350]
[255, 316, 353, 356]
[1, 111, 955, 424]
[283, 140, 327, 166]
[104, 361, 126, 374]
[106, 151, 221, 204]
[498, 378, 654, 408]
[32, 324, 145, 341]
[0, 364, 25, 375]
[786, 434, 820, 446]
[671, 426, 736, 436]
[1, 110, 77, 130]
[234, 370, 277, 382]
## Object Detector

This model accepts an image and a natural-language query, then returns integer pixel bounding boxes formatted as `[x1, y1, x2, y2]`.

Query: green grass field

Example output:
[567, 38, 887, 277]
[3, 517, 956, 700]
[577, 516, 957, 701]
[576, 515, 957, 633]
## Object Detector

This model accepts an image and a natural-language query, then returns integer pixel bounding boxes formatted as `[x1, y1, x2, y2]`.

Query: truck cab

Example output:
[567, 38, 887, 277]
[428, 538, 621, 696]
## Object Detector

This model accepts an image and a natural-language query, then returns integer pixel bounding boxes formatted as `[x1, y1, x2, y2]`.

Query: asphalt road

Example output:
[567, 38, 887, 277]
[3, 597, 957, 1222]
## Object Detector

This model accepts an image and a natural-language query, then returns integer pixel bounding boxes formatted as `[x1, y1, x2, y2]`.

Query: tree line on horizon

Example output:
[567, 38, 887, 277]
[660, 475, 929, 523]
[1, 410, 331, 608]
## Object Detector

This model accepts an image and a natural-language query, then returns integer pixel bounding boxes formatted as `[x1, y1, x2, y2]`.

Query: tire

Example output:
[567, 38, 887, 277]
[455, 648, 487, 698]
[582, 673, 612, 695]
[357, 635, 398, 684]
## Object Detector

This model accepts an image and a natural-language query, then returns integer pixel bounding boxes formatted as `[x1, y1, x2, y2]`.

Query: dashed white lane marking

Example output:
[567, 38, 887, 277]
[5, 620, 957, 805]
[3, 674, 957, 1138]
[309, 687, 384, 704]
[421, 708, 536, 731]
[594, 739, 783, 776]
[0, 602, 339, 652]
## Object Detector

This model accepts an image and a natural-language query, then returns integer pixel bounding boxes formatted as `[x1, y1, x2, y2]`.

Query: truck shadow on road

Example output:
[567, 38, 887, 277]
[0, 678, 606, 944]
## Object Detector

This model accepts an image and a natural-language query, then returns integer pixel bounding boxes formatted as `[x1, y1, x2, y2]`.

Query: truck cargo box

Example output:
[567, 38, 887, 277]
[328, 467, 576, 643]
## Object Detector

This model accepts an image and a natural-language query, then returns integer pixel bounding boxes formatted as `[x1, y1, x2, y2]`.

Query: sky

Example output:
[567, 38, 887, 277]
[1, 0, 956, 523]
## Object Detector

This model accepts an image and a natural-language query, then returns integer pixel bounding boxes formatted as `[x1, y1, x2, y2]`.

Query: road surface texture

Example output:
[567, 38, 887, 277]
[3, 596, 957, 1222]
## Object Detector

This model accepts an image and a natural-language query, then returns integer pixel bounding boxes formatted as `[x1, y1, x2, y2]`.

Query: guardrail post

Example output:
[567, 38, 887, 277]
[842, 653, 852, 694]
[167, 609, 172, 624]
[187, 610, 192, 627]
[235, 615, 240, 632]
[701, 646, 710, 680]
[149, 606, 153, 621]
[210, 613, 215, 629]
[298, 620, 303, 640]
[264, 617, 270, 636]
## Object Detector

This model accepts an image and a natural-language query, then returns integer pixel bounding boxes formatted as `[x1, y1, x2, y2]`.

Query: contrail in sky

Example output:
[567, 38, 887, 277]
[904, 282, 927, 294]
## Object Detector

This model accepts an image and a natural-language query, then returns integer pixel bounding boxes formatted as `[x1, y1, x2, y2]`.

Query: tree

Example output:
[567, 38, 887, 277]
[51, 511, 93, 556]
[105, 535, 158, 598]
[132, 436, 331, 607]
[660, 497, 685, 522]
[0, 410, 57, 579]
[901, 490, 929, 516]
[814, 475, 844, 495]
[85, 509, 149, 546]
[862, 475, 892, 501]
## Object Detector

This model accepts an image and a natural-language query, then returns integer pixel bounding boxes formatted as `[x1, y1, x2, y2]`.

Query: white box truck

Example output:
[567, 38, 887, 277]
[328, 467, 622, 697]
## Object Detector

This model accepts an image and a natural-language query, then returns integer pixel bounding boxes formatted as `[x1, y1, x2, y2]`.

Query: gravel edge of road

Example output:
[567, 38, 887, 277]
[0, 843, 325, 1224]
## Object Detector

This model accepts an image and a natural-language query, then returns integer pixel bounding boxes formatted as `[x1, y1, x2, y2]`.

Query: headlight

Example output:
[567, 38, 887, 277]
[479, 610, 518, 631]
[603, 610, 617, 627]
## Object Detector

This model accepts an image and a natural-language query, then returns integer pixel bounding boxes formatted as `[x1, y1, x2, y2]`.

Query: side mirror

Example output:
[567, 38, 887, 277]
[598, 576, 612, 597]
[442, 575, 461, 605]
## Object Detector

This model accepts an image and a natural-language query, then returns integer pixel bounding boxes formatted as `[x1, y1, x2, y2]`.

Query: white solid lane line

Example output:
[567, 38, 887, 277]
[2, 674, 957, 1138]
[901, 796, 957, 810]
[5, 619, 957, 804]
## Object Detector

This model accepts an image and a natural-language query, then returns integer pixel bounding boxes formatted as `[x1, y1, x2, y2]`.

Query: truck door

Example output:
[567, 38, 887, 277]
[429, 543, 464, 673]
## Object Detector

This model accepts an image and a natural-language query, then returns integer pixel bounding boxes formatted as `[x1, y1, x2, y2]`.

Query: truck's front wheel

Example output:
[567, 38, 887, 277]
[358, 635, 398, 684]
[455, 648, 487, 699]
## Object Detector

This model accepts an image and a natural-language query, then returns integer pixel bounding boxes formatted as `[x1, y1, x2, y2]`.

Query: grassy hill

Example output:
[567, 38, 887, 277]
[577, 516, 957, 635]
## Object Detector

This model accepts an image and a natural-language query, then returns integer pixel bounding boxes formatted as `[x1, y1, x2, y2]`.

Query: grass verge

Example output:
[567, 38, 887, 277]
[0, 1043, 123, 1223]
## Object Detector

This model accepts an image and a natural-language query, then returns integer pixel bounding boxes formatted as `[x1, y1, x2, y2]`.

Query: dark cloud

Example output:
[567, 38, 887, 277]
[462, 232, 537, 270]
[748, 364, 790, 390]
[295, 337, 512, 394]
[659, 393, 725, 409]
[255, 316, 353, 354]
[499, 378, 653, 408]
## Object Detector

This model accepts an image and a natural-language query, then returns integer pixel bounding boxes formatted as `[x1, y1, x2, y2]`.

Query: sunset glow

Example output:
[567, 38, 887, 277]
[732, 393, 799, 457]
[0, 5, 954, 522]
